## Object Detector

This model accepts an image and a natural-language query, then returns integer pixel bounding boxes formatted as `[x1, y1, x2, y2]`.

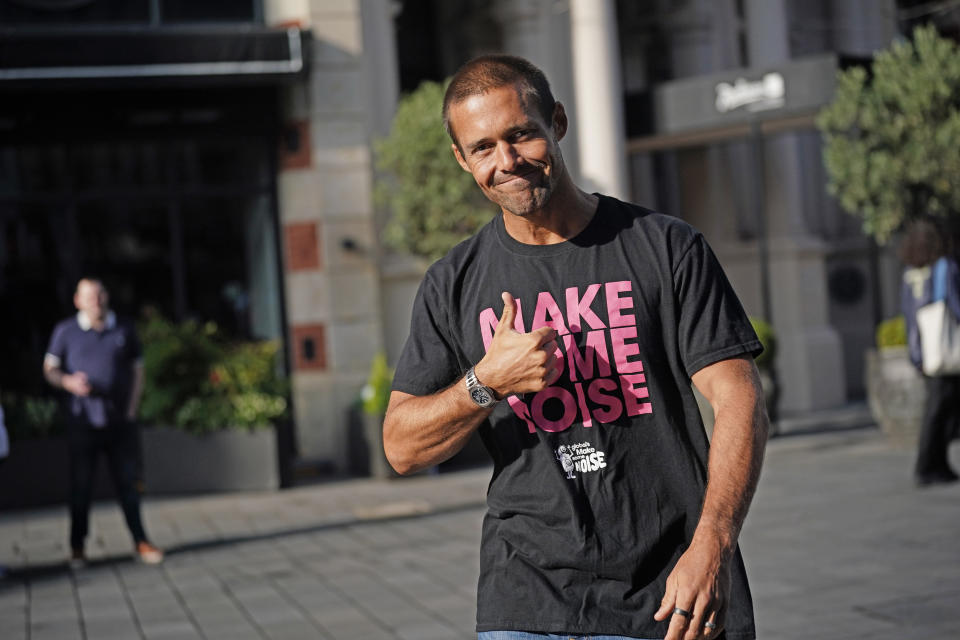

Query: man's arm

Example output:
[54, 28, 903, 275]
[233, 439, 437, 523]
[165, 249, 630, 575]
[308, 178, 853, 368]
[654, 355, 768, 640]
[383, 292, 561, 475]
[127, 362, 145, 421]
[43, 357, 91, 397]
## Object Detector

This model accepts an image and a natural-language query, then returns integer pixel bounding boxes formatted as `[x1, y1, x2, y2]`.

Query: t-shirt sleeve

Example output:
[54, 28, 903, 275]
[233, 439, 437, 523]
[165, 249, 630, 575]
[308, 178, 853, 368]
[392, 273, 463, 396]
[673, 233, 763, 377]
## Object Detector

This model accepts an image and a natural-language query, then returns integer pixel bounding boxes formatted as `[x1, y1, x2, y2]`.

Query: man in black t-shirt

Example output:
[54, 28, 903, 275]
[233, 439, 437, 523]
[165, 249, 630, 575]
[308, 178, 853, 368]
[384, 55, 768, 640]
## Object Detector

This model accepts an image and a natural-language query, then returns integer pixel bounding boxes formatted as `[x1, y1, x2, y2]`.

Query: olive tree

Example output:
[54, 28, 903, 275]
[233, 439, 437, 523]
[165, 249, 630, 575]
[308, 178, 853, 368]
[374, 80, 496, 262]
[816, 25, 960, 243]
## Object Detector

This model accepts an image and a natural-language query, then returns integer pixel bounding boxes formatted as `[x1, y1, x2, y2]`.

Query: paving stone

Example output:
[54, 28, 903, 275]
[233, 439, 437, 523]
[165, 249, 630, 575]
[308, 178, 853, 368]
[83, 618, 143, 639]
[139, 619, 200, 637]
[202, 631, 262, 640]
[261, 620, 326, 640]
[30, 620, 87, 640]
[396, 619, 462, 640]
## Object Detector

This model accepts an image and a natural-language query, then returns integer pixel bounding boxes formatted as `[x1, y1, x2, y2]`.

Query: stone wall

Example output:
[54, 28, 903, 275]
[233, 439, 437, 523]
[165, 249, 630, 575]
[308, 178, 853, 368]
[265, 0, 397, 471]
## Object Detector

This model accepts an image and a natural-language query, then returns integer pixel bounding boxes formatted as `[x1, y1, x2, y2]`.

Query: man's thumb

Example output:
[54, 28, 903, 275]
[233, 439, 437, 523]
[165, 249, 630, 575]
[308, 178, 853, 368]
[496, 292, 517, 333]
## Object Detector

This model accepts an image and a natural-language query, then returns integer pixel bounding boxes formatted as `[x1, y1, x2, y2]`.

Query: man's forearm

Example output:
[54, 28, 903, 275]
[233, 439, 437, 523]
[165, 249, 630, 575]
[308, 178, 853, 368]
[127, 364, 145, 419]
[383, 381, 493, 475]
[385, 292, 561, 474]
[43, 364, 65, 389]
[694, 367, 768, 553]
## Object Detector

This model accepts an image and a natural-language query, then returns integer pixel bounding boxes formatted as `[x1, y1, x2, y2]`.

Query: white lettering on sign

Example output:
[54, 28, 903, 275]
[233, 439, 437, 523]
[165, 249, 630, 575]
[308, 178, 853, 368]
[715, 73, 785, 114]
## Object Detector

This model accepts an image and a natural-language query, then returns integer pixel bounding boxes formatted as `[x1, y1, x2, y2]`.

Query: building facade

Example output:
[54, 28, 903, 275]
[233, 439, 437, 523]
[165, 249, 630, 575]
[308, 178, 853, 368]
[383, 0, 921, 419]
[2, 0, 954, 479]
[0, 0, 399, 476]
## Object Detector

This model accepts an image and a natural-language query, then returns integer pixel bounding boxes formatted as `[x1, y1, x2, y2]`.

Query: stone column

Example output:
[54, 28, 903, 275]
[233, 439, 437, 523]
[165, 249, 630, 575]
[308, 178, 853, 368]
[267, 0, 387, 472]
[569, 0, 628, 199]
[360, 0, 400, 137]
[494, 0, 580, 180]
[832, 0, 897, 57]
[743, 0, 847, 413]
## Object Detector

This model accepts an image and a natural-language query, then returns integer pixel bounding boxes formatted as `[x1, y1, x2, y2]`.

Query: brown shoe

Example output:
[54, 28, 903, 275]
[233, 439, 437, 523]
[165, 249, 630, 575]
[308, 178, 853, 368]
[135, 541, 164, 565]
[69, 548, 86, 570]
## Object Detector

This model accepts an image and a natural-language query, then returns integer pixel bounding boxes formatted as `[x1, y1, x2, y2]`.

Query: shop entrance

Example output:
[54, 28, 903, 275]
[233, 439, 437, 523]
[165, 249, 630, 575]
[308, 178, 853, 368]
[0, 87, 285, 398]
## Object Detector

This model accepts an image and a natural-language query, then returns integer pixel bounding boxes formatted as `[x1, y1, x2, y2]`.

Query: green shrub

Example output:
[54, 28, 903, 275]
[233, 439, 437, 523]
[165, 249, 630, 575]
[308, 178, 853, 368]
[816, 25, 960, 243]
[0, 391, 60, 440]
[360, 352, 393, 416]
[876, 315, 908, 349]
[138, 311, 288, 434]
[749, 317, 777, 370]
[374, 80, 497, 261]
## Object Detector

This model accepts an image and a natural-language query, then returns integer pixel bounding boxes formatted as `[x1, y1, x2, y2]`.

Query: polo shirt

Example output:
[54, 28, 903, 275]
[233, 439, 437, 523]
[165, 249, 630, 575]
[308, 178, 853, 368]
[45, 311, 142, 428]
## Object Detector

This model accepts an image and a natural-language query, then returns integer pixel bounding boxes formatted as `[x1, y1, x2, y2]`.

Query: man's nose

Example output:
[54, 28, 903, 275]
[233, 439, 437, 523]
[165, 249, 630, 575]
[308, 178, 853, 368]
[494, 141, 519, 172]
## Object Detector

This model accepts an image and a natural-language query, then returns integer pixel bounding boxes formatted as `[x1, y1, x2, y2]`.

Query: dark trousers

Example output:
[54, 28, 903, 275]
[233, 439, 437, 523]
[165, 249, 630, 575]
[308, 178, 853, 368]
[68, 421, 147, 550]
[916, 375, 960, 478]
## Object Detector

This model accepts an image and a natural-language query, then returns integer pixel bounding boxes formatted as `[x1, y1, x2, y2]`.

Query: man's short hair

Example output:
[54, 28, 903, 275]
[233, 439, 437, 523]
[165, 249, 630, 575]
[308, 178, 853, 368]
[899, 218, 948, 268]
[442, 54, 556, 146]
[76, 277, 107, 294]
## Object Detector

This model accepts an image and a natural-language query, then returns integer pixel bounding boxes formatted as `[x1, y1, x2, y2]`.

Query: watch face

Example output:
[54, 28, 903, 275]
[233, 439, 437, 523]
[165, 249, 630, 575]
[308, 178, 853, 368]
[470, 387, 492, 406]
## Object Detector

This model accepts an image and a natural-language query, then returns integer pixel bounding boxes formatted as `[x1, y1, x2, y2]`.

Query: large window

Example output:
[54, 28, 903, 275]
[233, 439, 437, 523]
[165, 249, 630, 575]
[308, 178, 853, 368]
[0, 87, 283, 396]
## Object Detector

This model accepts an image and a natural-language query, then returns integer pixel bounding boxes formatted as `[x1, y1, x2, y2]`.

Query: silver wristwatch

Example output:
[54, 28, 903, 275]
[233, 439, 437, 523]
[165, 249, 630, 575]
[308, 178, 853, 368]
[465, 367, 498, 408]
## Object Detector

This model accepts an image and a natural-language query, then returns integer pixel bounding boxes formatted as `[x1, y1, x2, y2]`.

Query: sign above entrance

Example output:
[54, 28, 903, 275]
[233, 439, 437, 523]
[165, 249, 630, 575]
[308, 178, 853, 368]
[0, 27, 308, 87]
[715, 73, 785, 114]
[654, 54, 838, 134]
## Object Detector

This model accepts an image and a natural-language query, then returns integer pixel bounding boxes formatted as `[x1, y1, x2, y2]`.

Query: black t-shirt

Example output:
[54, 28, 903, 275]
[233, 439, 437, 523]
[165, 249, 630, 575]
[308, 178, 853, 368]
[393, 195, 762, 638]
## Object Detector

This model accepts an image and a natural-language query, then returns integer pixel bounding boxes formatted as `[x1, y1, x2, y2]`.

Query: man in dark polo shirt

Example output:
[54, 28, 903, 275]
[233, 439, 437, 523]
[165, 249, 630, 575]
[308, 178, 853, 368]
[44, 278, 163, 566]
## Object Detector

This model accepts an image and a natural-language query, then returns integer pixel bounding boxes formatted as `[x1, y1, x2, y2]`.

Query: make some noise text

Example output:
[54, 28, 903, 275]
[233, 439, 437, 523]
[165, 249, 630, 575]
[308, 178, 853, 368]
[478, 280, 654, 434]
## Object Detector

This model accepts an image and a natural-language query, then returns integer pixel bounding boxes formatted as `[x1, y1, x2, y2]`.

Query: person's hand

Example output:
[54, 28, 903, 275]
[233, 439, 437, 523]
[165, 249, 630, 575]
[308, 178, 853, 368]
[474, 292, 562, 397]
[61, 372, 92, 397]
[653, 539, 731, 640]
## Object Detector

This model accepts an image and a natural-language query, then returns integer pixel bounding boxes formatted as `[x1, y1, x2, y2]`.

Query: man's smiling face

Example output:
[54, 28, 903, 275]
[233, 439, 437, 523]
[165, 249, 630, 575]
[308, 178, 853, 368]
[449, 83, 567, 218]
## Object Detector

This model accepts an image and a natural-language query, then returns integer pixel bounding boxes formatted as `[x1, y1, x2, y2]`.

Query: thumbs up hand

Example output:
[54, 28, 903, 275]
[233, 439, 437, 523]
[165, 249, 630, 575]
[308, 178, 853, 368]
[474, 292, 563, 398]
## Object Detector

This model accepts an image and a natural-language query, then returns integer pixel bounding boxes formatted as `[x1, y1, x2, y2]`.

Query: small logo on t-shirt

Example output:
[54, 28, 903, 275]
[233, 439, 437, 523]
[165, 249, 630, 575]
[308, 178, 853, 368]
[555, 442, 607, 479]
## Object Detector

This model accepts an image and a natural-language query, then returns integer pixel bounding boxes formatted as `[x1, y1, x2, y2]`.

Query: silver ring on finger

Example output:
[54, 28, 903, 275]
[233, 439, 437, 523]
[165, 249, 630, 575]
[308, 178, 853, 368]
[705, 621, 718, 630]
[673, 607, 692, 619]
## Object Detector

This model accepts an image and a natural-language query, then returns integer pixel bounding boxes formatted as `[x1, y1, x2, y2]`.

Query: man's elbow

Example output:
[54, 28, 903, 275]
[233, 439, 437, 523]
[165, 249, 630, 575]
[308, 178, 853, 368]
[385, 452, 419, 476]
[382, 413, 419, 476]
[42, 366, 57, 387]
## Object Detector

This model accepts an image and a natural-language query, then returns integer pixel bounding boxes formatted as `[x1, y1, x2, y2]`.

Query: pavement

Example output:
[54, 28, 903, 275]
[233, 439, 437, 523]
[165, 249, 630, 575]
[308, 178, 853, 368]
[1, 424, 958, 640]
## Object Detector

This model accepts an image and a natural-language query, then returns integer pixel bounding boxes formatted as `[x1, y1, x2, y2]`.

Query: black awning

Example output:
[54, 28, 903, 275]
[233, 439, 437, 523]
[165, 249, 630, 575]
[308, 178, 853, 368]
[0, 26, 309, 88]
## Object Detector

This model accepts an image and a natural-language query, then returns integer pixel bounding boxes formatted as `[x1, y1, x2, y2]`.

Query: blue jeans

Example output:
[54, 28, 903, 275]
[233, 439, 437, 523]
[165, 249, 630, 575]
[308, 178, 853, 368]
[479, 633, 654, 640]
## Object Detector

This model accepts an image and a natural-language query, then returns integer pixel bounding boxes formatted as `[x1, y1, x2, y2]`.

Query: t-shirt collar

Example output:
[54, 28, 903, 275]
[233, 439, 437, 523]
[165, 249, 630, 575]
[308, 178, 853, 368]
[494, 194, 606, 257]
[77, 310, 117, 331]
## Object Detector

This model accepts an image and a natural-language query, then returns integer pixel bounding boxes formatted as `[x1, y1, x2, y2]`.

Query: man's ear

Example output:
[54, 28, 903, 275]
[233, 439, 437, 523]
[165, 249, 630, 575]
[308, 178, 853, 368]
[552, 102, 568, 141]
[452, 143, 471, 172]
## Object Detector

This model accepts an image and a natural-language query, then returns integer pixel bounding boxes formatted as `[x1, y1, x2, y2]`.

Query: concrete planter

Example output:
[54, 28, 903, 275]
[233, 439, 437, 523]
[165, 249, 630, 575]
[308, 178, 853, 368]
[0, 436, 113, 510]
[0, 426, 278, 511]
[865, 347, 926, 448]
[142, 426, 279, 494]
